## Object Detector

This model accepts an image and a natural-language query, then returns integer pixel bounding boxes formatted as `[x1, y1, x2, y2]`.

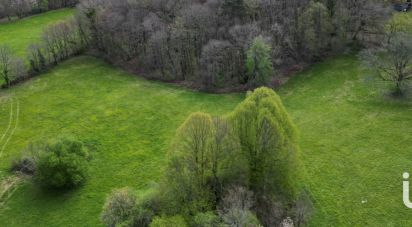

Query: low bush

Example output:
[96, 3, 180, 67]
[218, 186, 260, 227]
[11, 156, 36, 175]
[11, 142, 44, 175]
[35, 138, 89, 189]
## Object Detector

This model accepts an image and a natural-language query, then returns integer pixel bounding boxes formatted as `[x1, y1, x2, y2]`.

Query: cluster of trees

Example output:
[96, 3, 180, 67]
[0, 0, 78, 20]
[101, 88, 313, 227]
[75, 0, 390, 90]
[0, 17, 86, 88]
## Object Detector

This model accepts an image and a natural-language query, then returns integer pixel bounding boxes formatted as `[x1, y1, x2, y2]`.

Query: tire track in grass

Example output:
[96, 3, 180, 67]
[0, 98, 19, 158]
[0, 175, 22, 210]
[0, 99, 14, 148]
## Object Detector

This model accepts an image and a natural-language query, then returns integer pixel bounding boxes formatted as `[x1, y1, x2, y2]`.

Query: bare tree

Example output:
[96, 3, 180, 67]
[42, 19, 83, 65]
[28, 44, 47, 73]
[13, 0, 32, 19]
[336, 0, 391, 45]
[360, 32, 412, 96]
[293, 190, 314, 227]
[199, 40, 238, 89]
[218, 186, 260, 226]
[0, 0, 14, 20]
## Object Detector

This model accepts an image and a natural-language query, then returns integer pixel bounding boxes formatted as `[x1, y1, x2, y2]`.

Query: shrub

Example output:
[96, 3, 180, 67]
[35, 138, 89, 189]
[11, 156, 36, 175]
[101, 187, 137, 227]
[10, 143, 43, 175]
[149, 215, 188, 227]
[293, 190, 314, 227]
[218, 186, 260, 227]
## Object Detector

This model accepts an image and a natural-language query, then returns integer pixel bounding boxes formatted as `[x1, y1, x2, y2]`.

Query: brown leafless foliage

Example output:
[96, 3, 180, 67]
[42, 19, 83, 65]
[360, 31, 412, 96]
[76, 0, 390, 90]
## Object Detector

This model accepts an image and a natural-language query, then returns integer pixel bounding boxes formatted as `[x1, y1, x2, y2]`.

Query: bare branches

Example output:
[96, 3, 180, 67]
[76, 0, 390, 90]
[360, 31, 412, 95]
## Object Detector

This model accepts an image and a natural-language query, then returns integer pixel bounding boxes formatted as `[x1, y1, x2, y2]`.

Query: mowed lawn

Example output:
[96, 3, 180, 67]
[0, 8, 74, 57]
[0, 9, 411, 227]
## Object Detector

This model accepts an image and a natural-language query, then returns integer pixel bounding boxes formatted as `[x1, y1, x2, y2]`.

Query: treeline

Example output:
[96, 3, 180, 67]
[0, 18, 86, 88]
[76, 0, 391, 90]
[0, 0, 78, 20]
[101, 88, 313, 227]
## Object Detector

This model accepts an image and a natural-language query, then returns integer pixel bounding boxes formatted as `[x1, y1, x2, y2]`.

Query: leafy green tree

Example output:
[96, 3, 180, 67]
[36, 138, 89, 189]
[163, 113, 216, 216]
[246, 36, 274, 86]
[163, 113, 245, 216]
[0, 45, 12, 87]
[230, 87, 301, 202]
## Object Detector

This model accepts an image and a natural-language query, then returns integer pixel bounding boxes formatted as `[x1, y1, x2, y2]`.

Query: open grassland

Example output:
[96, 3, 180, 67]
[279, 56, 411, 226]
[0, 9, 411, 227]
[0, 56, 243, 226]
[0, 8, 74, 57]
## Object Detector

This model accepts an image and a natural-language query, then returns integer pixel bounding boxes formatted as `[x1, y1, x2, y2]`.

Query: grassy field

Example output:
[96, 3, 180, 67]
[0, 9, 411, 227]
[0, 8, 74, 57]
[279, 56, 411, 226]
[0, 56, 243, 226]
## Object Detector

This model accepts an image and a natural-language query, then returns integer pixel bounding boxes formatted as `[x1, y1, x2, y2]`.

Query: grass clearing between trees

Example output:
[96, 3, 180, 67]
[0, 9, 411, 227]
[0, 56, 243, 226]
[0, 8, 74, 57]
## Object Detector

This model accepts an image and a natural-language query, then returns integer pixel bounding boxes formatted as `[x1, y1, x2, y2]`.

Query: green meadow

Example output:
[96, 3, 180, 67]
[0, 8, 74, 57]
[0, 9, 411, 227]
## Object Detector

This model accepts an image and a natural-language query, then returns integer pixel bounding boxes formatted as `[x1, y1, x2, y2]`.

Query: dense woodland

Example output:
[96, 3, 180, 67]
[75, 0, 391, 90]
